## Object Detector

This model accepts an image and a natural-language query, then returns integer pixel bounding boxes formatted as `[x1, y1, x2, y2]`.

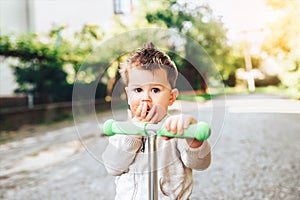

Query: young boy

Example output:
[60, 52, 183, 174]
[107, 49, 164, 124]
[102, 42, 211, 200]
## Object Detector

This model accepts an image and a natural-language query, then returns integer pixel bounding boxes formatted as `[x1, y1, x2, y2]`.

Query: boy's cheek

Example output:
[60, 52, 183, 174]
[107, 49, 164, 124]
[129, 104, 139, 115]
[128, 97, 139, 109]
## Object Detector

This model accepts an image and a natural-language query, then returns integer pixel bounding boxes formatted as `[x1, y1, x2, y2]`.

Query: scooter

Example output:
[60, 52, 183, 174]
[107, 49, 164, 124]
[103, 119, 211, 200]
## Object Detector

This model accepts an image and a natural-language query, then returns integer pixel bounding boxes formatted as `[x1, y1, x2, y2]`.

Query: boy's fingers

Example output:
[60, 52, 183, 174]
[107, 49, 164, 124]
[135, 105, 142, 117]
[140, 102, 148, 118]
[145, 105, 155, 122]
[170, 118, 178, 134]
[177, 119, 184, 135]
[165, 117, 171, 131]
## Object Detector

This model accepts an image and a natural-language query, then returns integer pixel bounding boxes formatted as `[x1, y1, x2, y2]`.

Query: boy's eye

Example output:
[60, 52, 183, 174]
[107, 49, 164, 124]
[151, 88, 160, 93]
[134, 88, 143, 93]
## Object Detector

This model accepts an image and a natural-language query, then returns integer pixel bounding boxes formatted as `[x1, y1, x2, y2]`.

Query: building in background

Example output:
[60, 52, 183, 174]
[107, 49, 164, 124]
[0, 0, 136, 96]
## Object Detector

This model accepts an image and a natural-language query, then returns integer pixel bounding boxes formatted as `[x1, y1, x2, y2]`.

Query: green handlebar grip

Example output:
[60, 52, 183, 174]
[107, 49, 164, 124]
[157, 122, 210, 141]
[103, 119, 211, 140]
[103, 119, 115, 136]
[103, 119, 148, 136]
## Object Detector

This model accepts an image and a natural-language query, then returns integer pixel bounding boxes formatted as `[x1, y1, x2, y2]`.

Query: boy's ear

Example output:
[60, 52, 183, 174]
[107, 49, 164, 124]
[169, 88, 179, 105]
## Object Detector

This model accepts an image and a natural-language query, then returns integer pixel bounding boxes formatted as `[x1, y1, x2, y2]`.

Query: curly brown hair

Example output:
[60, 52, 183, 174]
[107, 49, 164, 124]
[120, 42, 178, 88]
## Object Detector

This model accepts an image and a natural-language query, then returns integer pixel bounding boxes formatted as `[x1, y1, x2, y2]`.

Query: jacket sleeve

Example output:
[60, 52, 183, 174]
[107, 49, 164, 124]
[102, 135, 142, 176]
[177, 139, 211, 171]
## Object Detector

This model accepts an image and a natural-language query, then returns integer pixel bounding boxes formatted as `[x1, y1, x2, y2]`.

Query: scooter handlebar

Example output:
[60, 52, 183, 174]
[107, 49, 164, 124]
[103, 119, 210, 141]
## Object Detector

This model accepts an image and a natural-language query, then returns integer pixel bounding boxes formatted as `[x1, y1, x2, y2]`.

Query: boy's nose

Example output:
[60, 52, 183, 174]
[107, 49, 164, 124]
[141, 91, 151, 102]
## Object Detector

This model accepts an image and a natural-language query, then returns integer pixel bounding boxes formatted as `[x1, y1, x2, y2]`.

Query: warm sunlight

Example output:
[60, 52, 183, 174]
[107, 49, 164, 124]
[208, 0, 277, 45]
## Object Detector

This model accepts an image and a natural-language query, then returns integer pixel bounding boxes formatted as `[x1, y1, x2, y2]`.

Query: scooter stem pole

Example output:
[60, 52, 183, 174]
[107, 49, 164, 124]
[148, 133, 158, 200]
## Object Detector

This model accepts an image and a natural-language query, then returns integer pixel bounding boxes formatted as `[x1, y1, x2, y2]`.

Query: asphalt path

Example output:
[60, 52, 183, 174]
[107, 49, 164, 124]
[0, 94, 299, 199]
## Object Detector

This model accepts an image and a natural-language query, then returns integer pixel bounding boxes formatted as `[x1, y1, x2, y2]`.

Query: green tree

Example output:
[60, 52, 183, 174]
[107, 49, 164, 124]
[145, 0, 233, 91]
[0, 25, 106, 103]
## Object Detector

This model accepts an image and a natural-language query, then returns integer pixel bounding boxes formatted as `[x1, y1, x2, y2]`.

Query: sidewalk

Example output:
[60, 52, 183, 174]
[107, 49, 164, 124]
[0, 94, 299, 199]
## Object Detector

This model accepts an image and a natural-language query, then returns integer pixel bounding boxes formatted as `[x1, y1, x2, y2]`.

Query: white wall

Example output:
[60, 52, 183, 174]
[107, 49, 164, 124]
[0, 0, 115, 33]
[0, 0, 29, 96]
[0, 59, 18, 96]
[33, 0, 114, 33]
[1, 0, 25, 33]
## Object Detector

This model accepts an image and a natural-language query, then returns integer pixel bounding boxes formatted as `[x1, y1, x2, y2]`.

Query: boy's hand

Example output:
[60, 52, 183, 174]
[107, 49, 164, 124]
[165, 114, 196, 135]
[164, 115, 203, 148]
[129, 102, 166, 124]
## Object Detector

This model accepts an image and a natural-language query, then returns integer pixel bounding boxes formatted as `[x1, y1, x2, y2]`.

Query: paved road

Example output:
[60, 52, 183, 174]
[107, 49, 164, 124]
[0, 94, 299, 199]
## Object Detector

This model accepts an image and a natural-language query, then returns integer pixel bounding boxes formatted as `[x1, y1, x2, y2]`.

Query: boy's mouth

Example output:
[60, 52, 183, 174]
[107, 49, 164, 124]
[133, 105, 151, 114]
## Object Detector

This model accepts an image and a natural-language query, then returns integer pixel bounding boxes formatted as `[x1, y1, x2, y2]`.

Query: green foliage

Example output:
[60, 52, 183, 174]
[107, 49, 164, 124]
[262, 0, 300, 97]
[0, 1, 249, 103]
[145, 0, 235, 90]
[0, 25, 106, 103]
[14, 62, 72, 102]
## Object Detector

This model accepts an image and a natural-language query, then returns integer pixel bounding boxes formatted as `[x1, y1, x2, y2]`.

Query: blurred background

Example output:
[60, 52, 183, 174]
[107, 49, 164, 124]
[0, 1, 300, 199]
[1, 0, 299, 130]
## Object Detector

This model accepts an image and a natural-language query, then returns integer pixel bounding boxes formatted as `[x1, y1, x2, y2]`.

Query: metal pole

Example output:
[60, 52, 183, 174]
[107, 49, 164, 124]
[148, 133, 158, 200]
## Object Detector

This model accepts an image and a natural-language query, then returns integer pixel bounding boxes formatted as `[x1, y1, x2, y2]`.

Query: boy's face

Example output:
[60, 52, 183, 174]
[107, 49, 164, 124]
[125, 68, 178, 120]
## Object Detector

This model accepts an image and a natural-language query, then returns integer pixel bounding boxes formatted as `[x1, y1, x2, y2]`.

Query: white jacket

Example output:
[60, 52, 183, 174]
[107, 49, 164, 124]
[102, 134, 211, 200]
